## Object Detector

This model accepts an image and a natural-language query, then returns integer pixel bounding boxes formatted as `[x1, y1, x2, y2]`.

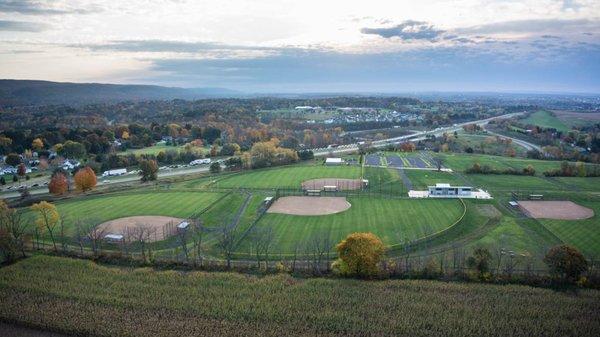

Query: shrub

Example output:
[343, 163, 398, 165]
[467, 247, 492, 279]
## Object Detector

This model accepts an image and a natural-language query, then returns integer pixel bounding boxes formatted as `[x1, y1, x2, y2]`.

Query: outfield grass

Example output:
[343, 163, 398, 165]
[541, 200, 600, 258]
[553, 177, 600, 192]
[24, 191, 225, 236]
[213, 165, 361, 189]
[403, 170, 464, 189]
[465, 174, 562, 192]
[1, 256, 599, 337]
[521, 110, 569, 132]
[240, 197, 464, 255]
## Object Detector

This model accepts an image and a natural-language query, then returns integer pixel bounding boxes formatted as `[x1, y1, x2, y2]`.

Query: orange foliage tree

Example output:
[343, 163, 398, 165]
[333, 232, 385, 278]
[48, 171, 69, 195]
[74, 166, 97, 192]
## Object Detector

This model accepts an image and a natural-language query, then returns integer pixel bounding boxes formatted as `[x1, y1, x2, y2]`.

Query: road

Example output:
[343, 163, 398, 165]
[484, 130, 542, 152]
[311, 112, 524, 156]
[0, 164, 213, 199]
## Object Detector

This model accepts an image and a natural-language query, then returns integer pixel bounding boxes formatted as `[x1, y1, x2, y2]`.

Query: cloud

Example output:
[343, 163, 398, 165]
[0, 0, 101, 15]
[361, 20, 444, 41]
[455, 18, 600, 35]
[0, 20, 49, 32]
[72, 40, 284, 53]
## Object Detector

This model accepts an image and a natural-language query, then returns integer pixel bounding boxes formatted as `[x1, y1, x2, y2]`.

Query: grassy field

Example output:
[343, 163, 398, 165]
[521, 110, 570, 132]
[121, 143, 193, 156]
[465, 174, 562, 192]
[438, 152, 564, 174]
[541, 200, 600, 258]
[403, 170, 464, 189]
[212, 165, 361, 189]
[1, 256, 599, 337]
[23, 191, 225, 236]
[241, 197, 464, 255]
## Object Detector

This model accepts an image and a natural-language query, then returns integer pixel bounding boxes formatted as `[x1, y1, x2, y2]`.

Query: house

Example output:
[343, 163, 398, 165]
[104, 234, 124, 242]
[62, 159, 80, 171]
[102, 168, 127, 177]
[325, 158, 343, 166]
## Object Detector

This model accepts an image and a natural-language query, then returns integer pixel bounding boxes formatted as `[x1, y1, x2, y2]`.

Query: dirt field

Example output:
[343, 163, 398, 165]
[301, 178, 363, 190]
[518, 201, 594, 220]
[97, 216, 184, 242]
[267, 196, 351, 216]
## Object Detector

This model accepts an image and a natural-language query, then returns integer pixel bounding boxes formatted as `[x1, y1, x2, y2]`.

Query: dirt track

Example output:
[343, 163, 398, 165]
[267, 196, 351, 216]
[518, 201, 594, 220]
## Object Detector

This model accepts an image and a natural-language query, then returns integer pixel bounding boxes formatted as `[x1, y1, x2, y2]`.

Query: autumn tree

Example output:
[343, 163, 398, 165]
[0, 200, 29, 262]
[17, 163, 26, 180]
[139, 159, 158, 182]
[31, 201, 60, 251]
[74, 166, 97, 192]
[48, 171, 69, 195]
[544, 245, 588, 283]
[32, 138, 44, 150]
[333, 232, 385, 278]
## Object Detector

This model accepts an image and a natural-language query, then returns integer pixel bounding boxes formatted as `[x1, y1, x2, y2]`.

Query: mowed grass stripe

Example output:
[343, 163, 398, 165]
[215, 165, 361, 189]
[23, 191, 225, 236]
[239, 198, 464, 254]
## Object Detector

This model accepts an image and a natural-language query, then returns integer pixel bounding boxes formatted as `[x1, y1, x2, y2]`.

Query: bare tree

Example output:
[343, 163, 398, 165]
[190, 219, 205, 267]
[306, 230, 334, 274]
[216, 225, 238, 269]
[432, 156, 444, 171]
[250, 226, 275, 270]
[131, 224, 154, 262]
[177, 223, 190, 264]
[87, 223, 108, 256]
[0, 207, 30, 260]
[73, 219, 87, 254]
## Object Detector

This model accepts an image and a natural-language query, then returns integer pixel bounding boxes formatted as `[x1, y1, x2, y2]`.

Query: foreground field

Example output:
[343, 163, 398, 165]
[242, 197, 464, 255]
[24, 191, 225, 236]
[1, 256, 598, 337]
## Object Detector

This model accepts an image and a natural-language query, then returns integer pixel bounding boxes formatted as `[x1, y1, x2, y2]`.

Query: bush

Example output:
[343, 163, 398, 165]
[544, 245, 588, 284]
[209, 161, 221, 174]
[467, 247, 492, 279]
[333, 232, 385, 278]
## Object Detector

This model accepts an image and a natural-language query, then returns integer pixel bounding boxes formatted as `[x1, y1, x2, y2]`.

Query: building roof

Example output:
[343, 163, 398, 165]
[177, 221, 189, 229]
[429, 183, 473, 189]
[325, 157, 343, 163]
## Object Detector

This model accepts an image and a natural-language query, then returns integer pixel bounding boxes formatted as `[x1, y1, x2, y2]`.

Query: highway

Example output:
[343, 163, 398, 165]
[311, 112, 524, 156]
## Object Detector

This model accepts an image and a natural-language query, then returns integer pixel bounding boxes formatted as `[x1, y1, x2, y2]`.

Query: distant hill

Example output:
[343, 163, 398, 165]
[0, 79, 242, 107]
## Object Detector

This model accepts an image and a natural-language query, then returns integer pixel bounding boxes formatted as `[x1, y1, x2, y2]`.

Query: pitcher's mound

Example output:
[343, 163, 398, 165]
[518, 201, 594, 220]
[267, 196, 351, 216]
[97, 215, 184, 242]
[301, 178, 363, 190]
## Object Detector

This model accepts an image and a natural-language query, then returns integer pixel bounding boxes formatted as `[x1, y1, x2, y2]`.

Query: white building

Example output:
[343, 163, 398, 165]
[325, 158, 343, 166]
[190, 158, 211, 165]
[428, 183, 472, 197]
[408, 183, 492, 199]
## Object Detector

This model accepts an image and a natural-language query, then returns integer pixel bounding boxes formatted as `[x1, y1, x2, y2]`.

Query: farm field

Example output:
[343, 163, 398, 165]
[242, 197, 464, 255]
[521, 110, 570, 132]
[212, 164, 361, 189]
[2, 256, 598, 337]
[23, 191, 225, 236]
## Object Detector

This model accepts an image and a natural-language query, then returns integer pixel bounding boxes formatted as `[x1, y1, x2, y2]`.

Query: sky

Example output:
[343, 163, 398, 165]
[0, 0, 599, 93]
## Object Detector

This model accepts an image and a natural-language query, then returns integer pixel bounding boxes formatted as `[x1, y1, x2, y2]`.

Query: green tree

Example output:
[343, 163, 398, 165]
[61, 141, 87, 159]
[467, 247, 492, 279]
[544, 245, 588, 283]
[139, 159, 158, 182]
[209, 161, 221, 174]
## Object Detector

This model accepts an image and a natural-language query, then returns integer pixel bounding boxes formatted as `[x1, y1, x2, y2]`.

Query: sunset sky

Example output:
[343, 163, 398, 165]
[1, 0, 599, 93]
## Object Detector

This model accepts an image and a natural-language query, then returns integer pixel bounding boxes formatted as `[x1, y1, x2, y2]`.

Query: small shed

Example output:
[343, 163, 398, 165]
[177, 221, 190, 230]
[325, 158, 343, 166]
